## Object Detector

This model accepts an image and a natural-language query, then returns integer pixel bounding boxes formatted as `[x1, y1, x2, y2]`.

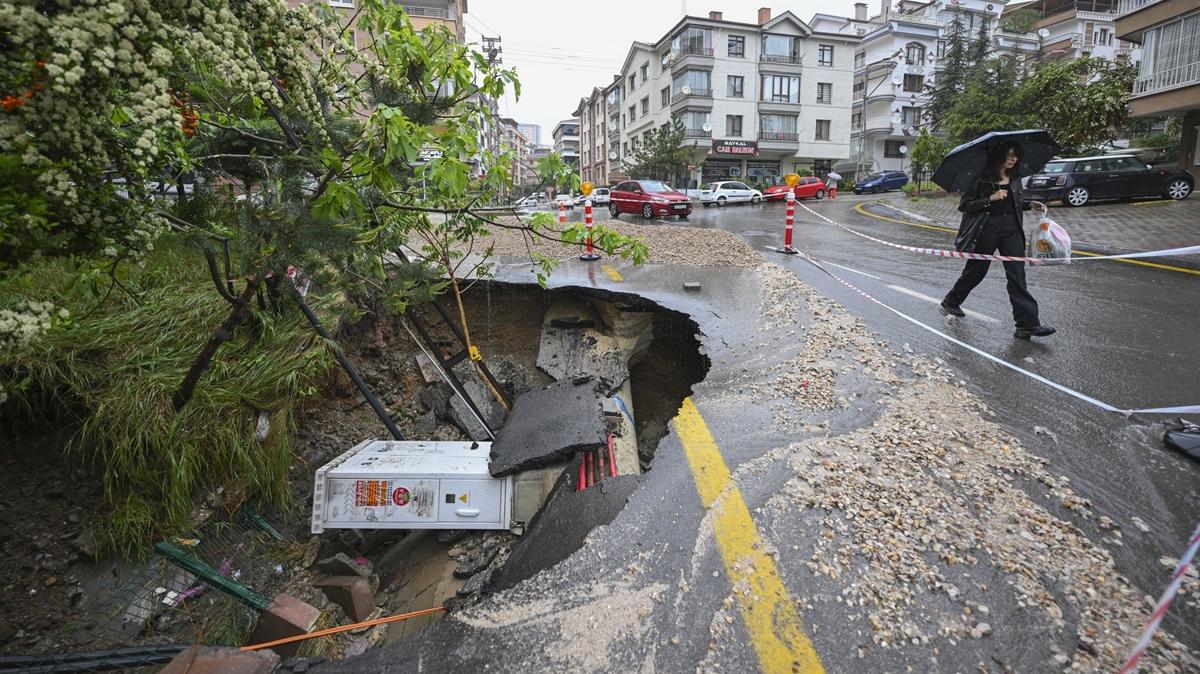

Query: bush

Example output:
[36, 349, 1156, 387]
[1, 240, 336, 556]
[902, 181, 942, 196]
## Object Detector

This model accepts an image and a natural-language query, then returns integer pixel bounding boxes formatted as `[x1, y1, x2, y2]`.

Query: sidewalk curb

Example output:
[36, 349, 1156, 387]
[865, 201, 1200, 274]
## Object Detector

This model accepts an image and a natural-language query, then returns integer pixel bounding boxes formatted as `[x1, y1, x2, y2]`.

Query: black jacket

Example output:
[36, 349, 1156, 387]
[954, 177, 1035, 252]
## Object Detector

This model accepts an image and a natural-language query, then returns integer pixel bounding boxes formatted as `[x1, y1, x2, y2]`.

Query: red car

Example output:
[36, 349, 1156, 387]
[608, 180, 693, 219]
[764, 176, 827, 201]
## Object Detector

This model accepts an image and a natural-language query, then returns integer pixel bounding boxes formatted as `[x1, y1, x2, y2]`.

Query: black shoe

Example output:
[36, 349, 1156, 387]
[1014, 325, 1056, 339]
[939, 300, 965, 318]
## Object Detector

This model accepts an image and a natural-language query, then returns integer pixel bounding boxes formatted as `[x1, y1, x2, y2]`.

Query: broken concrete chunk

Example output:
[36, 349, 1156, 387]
[248, 593, 321, 658]
[447, 367, 507, 441]
[683, 282, 701, 292]
[161, 646, 279, 674]
[314, 552, 373, 578]
[452, 539, 501, 579]
[488, 379, 606, 477]
[413, 353, 439, 384]
[313, 575, 376, 622]
[538, 299, 630, 393]
[590, 299, 654, 366]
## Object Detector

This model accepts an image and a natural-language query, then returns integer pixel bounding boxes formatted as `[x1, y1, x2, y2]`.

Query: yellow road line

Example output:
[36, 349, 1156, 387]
[673, 398, 824, 674]
[601, 264, 624, 282]
[855, 202, 1200, 277]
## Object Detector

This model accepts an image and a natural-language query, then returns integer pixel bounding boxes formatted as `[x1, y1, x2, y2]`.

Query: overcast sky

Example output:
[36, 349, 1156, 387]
[463, 0, 869, 144]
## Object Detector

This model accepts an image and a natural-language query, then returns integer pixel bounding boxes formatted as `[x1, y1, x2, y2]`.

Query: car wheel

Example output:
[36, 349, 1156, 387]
[751, 195, 761, 205]
[1064, 186, 1089, 207]
[609, 202, 619, 218]
[642, 204, 654, 219]
[717, 196, 727, 207]
[815, 189, 825, 200]
[1166, 179, 1192, 201]
[702, 202, 712, 207]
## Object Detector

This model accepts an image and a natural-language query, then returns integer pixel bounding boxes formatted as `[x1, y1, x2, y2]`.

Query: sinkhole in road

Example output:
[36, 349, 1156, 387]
[463, 280, 711, 470]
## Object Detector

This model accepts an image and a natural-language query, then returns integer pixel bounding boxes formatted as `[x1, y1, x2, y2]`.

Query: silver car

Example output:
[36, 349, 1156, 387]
[698, 181, 763, 207]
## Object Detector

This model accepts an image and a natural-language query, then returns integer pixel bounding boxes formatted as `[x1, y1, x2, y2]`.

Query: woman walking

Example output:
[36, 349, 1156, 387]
[940, 141, 1056, 339]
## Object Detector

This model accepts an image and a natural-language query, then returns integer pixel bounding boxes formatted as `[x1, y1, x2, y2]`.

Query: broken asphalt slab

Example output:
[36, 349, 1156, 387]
[487, 379, 606, 477]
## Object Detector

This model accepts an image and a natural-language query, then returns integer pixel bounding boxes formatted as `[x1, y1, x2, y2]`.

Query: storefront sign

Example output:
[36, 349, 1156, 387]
[712, 140, 758, 156]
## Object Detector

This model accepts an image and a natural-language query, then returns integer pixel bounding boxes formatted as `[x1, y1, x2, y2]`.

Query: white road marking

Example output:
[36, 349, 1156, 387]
[821, 261, 881, 280]
[886, 284, 1000, 324]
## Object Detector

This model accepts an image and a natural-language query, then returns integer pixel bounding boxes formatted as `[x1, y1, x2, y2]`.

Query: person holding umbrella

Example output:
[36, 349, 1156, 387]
[932, 131, 1058, 339]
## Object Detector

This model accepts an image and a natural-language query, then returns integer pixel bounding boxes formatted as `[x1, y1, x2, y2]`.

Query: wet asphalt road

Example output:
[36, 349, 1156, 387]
[327, 195, 1200, 673]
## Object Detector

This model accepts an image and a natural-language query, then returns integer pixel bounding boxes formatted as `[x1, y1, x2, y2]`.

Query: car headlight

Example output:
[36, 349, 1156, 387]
[1054, 176, 1068, 186]
[652, 197, 669, 204]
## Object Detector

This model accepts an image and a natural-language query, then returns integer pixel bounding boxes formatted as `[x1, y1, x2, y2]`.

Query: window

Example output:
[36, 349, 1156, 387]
[641, 63, 649, 80]
[852, 112, 862, 129]
[641, 97, 649, 115]
[903, 74, 924, 92]
[1074, 159, 1104, 172]
[1105, 157, 1143, 171]
[884, 141, 906, 158]
[330, 0, 353, 5]
[672, 26, 713, 55]
[814, 159, 832, 174]
[816, 82, 832, 104]
[759, 114, 798, 140]
[818, 44, 834, 66]
[854, 51, 865, 68]
[629, 104, 636, 120]
[672, 69, 711, 96]
[728, 75, 744, 98]
[905, 42, 926, 65]
[815, 119, 831, 141]
[726, 114, 743, 137]
[761, 75, 800, 103]
[936, 40, 947, 58]
[629, 74, 636, 90]
[852, 80, 865, 97]
[902, 106, 921, 126]
[622, 143, 628, 155]
[679, 110, 710, 132]
[762, 34, 798, 63]
[728, 35, 745, 57]
[661, 86, 670, 106]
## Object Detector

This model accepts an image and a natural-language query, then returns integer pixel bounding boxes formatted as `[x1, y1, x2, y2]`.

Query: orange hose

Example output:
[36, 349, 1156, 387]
[239, 606, 445, 652]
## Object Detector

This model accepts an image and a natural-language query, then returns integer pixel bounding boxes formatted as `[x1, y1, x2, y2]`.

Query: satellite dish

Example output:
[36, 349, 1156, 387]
[891, 75, 903, 86]
[681, 86, 692, 95]
[701, 122, 712, 132]
[608, 150, 618, 160]
[899, 145, 908, 155]
[1038, 28, 1051, 38]
[891, 112, 902, 124]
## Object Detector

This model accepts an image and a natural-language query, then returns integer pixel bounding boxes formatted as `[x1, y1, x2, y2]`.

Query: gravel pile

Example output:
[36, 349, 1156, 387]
[469, 216, 763, 268]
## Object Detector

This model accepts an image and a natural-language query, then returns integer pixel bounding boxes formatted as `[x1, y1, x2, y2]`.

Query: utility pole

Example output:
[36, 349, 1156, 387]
[482, 36, 502, 66]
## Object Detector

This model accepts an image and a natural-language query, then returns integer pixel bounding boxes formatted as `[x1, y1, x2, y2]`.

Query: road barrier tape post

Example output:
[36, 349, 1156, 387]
[558, 200, 566, 228]
[777, 173, 800, 255]
[1118, 520, 1200, 674]
[580, 197, 601, 261]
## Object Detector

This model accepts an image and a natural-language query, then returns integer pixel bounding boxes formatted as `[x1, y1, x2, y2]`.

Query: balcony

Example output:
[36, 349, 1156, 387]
[758, 131, 799, 142]
[862, 116, 896, 133]
[758, 96, 801, 114]
[400, 5, 455, 20]
[1117, 0, 1164, 16]
[671, 89, 713, 110]
[671, 46, 715, 71]
[676, 45, 713, 57]
[1116, 0, 1173, 41]
[1133, 59, 1200, 97]
[682, 128, 712, 138]
[760, 53, 801, 64]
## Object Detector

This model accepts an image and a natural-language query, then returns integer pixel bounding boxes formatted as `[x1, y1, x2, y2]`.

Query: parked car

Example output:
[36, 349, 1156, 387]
[516, 193, 547, 207]
[574, 187, 611, 206]
[552, 194, 576, 209]
[1023, 155, 1193, 207]
[697, 181, 763, 207]
[608, 179, 692, 219]
[854, 171, 909, 194]
[764, 176, 827, 201]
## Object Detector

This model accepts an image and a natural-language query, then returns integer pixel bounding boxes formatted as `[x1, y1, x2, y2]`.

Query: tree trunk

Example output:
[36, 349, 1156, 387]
[172, 278, 259, 412]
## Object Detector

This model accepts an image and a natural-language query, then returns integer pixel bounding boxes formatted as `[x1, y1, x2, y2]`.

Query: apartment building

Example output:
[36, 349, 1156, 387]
[576, 84, 617, 186]
[847, 0, 1042, 176]
[1116, 0, 1200, 179]
[517, 124, 542, 146]
[1015, 0, 1140, 60]
[498, 117, 536, 195]
[291, 1, 468, 44]
[552, 119, 581, 167]
[605, 8, 859, 187]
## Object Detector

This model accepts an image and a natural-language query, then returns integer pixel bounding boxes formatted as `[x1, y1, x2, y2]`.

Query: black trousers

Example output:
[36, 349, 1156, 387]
[944, 221, 1040, 328]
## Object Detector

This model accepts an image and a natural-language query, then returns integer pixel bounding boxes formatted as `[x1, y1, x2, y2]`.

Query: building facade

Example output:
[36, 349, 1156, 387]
[1116, 0, 1200, 179]
[575, 84, 617, 186]
[1019, 0, 1141, 61]
[498, 117, 535, 197]
[517, 123, 541, 146]
[552, 119, 581, 167]
[603, 8, 859, 188]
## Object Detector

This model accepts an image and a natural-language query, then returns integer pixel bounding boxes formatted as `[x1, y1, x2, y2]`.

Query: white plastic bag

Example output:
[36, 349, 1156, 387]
[1028, 213, 1071, 264]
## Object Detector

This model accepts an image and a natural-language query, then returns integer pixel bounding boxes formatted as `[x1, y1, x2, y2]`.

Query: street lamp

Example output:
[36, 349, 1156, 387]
[855, 50, 903, 179]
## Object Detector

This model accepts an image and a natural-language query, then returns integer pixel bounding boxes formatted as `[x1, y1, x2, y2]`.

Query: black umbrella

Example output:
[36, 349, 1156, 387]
[931, 129, 1062, 193]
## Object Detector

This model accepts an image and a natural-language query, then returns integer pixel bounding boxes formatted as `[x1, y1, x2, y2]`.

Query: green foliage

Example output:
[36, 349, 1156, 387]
[924, 9, 971, 129]
[943, 55, 1037, 143]
[624, 118, 691, 185]
[902, 180, 941, 196]
[909, 129, 950, 178]
[1001, 8, 1040, 35]
[1021, 57, 1137, 151]
[0, 241, 335, 556]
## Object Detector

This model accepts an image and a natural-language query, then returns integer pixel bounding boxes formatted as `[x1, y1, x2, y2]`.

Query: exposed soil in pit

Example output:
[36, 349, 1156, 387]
[0, 280, 709, 666]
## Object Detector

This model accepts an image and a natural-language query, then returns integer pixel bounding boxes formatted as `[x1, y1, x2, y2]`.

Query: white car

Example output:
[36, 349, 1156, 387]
[698, 181, 763, 207]
[516, 193, 547, 207]
[575, 187, 610, 206]
[552, 194, 575, 209]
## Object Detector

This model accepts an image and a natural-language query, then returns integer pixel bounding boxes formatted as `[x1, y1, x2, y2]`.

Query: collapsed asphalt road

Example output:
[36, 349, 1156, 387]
[320, 198, 1200, 673]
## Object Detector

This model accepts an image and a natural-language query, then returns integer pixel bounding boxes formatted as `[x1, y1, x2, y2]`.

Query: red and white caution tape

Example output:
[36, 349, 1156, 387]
[788, 246, 1200, 416]
[797, 202, 1200, 265]
[1118, 521, 1200, 673]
